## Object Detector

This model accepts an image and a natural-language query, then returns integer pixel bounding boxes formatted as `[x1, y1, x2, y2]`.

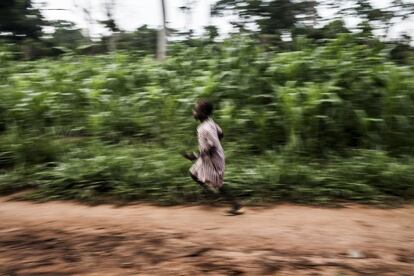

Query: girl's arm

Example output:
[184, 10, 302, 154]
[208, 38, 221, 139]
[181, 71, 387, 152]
[216, 124, 224, 140]
[181, 151, 198, 161]
[198, 127, 218, 157]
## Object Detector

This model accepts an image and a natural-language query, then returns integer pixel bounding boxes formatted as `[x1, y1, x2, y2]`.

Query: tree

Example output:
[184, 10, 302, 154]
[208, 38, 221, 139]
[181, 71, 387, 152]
[100, 0, 120, 51]
[337, 0, 414, 38]
[0, 0, 45, 40]
[204, 25, 219, 42]
[292, 19, 350, 42]
[116, 25, 158, 55]
[157, 0, 168, 61]
[48, 20, 89, 51]
[100, 0, 120, 33]
[179, 0, 197, 39]
[72, 0, 95, 39]
[212, 0, 318, 38]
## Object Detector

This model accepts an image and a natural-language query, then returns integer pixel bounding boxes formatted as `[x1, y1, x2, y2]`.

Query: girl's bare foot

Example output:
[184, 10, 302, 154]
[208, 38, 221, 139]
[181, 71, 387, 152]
[226, 205, 244, 215]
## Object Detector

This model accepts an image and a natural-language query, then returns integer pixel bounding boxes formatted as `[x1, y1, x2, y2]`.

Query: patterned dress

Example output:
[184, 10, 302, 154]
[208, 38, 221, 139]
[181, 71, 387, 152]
[190, 118, 225, 190]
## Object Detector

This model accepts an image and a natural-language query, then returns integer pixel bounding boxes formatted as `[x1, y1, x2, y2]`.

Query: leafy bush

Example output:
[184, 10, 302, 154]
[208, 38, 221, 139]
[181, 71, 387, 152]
[0, 34, 413, 204]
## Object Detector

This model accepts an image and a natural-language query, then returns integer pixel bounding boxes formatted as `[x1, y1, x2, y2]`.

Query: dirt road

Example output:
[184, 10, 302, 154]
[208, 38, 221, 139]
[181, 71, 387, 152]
[0, 197, 413, 275]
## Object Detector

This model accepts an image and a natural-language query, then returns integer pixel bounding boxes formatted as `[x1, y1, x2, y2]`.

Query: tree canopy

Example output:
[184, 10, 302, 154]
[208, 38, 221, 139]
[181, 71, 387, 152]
[0, 0, 45, 40]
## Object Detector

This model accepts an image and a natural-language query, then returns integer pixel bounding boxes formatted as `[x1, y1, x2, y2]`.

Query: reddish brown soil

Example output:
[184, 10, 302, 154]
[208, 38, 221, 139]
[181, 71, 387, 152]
[0, 196, 413, 275]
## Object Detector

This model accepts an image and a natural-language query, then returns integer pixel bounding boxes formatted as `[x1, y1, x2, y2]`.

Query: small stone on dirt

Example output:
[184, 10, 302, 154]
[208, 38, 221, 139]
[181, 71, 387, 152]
[347, 249, 366, 259]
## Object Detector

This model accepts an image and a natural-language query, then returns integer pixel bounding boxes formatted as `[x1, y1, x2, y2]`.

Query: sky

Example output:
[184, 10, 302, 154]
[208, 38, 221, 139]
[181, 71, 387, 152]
[38, 0, 413, 39]
[39, 0, 233, 37]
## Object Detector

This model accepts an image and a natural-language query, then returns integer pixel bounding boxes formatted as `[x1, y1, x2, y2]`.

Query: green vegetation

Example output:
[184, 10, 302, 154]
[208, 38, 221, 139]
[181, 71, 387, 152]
[1, 32, 414, 204]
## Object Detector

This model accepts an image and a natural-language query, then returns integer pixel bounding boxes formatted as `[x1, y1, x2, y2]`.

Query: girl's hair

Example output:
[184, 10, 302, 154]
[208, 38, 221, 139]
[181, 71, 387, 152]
[197, 99, 213, 116]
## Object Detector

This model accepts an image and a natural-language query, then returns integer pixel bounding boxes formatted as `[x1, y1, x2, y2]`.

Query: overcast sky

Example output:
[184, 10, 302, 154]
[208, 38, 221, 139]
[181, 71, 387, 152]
[38, 0, 413, 39]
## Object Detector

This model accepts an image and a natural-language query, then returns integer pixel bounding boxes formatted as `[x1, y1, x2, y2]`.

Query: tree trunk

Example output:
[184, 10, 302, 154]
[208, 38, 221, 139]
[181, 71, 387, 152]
[157, 0, 167, 61]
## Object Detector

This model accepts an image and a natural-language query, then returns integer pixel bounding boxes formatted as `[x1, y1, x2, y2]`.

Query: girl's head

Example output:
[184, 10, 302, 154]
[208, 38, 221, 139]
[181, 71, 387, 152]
[193, 99, 213, 121]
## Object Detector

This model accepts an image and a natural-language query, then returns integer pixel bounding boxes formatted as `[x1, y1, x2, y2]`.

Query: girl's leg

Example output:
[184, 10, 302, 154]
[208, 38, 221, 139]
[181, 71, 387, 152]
[219, 185, 241, 211]
[190, 173, 217, 200]
[189, 171, 216, 193]
[190, 174, 241, 210]
[190, 173, 204, 187]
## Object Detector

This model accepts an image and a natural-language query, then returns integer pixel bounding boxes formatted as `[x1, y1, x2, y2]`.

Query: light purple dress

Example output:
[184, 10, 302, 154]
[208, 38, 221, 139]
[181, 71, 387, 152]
[190, 118, 225, 189]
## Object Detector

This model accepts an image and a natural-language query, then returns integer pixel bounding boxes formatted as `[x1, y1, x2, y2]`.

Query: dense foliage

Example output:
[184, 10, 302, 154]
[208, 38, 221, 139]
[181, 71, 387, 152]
[1, 33, 414, 204]
[0, 0, 45, 40]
